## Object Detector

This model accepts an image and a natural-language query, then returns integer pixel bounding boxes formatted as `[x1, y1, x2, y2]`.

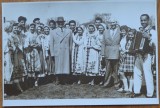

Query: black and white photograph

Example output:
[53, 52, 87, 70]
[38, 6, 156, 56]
[2, 0, 159, 106]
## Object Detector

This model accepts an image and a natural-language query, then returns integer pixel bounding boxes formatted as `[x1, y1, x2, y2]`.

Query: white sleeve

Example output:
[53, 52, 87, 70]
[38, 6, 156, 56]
[120, 38, 126, 51]
[150, 30, 157, 46]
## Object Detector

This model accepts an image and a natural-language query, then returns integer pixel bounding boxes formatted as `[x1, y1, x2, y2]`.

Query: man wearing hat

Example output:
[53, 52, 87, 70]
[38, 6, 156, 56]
[50, 17, 72, 84]
[101, 19, 121, 89]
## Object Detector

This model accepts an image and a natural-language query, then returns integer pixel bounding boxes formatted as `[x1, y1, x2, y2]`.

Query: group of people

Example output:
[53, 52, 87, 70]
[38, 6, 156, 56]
[3, 14, 156, 98]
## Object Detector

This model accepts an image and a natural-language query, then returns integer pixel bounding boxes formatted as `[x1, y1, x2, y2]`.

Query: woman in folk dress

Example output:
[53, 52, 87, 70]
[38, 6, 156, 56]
[3, 23, 14, 96]
[43, 26, 55, 82]
[85, 24, 100, 85]
[25, 23, 41, 87]
[96, 23, 106, 84]
[30, 25, 46, 86]
[71, 26, 86, 84]
[7, 23, 27, 92]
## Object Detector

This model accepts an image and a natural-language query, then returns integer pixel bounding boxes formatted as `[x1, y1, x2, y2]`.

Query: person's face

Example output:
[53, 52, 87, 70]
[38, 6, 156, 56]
[12, 26, 18, 34]
[110, 22, 117, 29]
[88, 26, 95, 34]
[140, 16, 149, 28]
[128, 31, 134, 38]
[49, 22, 56, 29]
[35, 20, 40, 24]
[30, 25, 35, 33]
[37, 27, 42, 34]
[19, 20, 25, 27]
[95, 20, 101, 28]
[57, 22, 64, 28]
[44, 27, 50, 35]
[98, 25, 105, 34]
[121, 29, 127, 37]
[69, 22, 76, 31]
[77, 27, 83, 36]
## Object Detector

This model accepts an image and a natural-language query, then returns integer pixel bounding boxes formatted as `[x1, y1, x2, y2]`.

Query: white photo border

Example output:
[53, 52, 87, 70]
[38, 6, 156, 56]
[2, 0, 159, 106]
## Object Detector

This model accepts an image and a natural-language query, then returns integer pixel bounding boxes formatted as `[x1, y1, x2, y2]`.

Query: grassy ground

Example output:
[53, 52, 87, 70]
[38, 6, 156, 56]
[5, 83, 156, 100]
[4, 76, 157, 100]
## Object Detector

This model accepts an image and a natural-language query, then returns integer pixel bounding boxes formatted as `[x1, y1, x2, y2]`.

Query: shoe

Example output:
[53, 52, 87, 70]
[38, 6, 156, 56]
[89, 80, 94, 86]
[103, 77, 111, 87]
[77, 80, 81, 85]
[130, 93, 141, 98]
[125, 91, 132, 95]
[103, 81, 110, 87]
[114, 82, 120, 88]
[35, 81, 38, 87]
[20, 89, 24, 93]
[117, 88, 124, 92]
[117, 88, 127, 93]
[146, 95, 153, 98]
[99, 81, 103, 85]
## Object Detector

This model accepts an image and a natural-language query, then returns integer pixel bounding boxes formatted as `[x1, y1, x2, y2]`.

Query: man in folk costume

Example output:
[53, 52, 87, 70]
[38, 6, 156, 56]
[50, 17, 72, 84]
[101, 19, 121, 89]
[132, 14, 157, 98]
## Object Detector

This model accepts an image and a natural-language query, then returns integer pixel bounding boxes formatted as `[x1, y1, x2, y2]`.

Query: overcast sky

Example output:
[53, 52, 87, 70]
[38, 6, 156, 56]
[2, 0, 156, 30]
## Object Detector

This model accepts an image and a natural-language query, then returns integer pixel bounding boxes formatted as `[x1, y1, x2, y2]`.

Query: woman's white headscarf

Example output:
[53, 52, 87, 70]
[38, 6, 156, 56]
[86, 24, 98, 37]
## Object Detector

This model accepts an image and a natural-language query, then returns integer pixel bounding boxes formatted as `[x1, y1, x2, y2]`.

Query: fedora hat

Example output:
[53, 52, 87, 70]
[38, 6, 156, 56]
[57, 17, 65, 22]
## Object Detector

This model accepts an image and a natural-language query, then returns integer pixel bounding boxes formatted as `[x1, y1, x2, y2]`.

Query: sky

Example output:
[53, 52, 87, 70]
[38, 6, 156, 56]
[2, 0, 156, 30]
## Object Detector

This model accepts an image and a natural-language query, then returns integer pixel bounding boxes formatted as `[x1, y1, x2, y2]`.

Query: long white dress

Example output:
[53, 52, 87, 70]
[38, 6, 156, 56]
[25, 32, 41, 77]
[37, 34, 47, 77]
[85, 31, 100, 76]
[43, 34, 54, 75]
[71, 33, 86, 75]
[3, 32, 13, 84]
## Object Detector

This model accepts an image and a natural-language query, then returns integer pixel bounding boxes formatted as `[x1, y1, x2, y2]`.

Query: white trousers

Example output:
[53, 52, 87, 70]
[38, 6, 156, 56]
[134, 54, 154, 97]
